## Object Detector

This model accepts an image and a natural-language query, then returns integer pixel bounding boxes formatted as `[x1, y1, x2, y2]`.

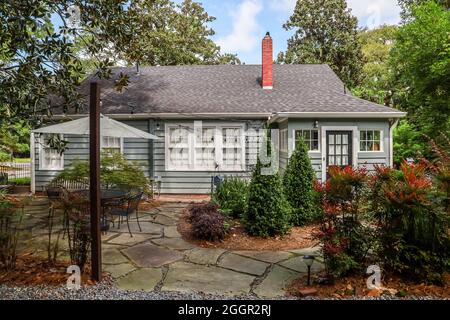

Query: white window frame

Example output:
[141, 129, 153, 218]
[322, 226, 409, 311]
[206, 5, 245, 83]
[38, 134, 65, 171]
[101, 136, 124, 154]
[358, 129, 384, 152]
[279, 129, 288, 152]
[165, 122, 246, 172]
[292, 129, 320, 153]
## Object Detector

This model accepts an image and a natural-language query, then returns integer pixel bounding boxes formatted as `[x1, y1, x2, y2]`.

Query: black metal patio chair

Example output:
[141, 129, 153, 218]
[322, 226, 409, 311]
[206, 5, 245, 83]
[109, 192, 143, 237]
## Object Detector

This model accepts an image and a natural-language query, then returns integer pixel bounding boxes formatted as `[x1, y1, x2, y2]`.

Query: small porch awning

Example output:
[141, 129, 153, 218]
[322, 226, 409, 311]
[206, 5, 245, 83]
[32, 115, 161, 140]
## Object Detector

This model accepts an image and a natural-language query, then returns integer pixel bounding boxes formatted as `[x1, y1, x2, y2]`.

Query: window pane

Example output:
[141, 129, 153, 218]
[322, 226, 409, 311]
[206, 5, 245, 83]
[342, 156, 348, 166]
[374, 130, 380, 140]
[367, 130, 373, 140]
[360, 131, 366, 140]
[336, 156, 341, 166]
[342, 145, 348, 155]
[336, 145, 341, 155]
[342, 134, 348, 144]
[311, 140, 319, 150]
[329, 156, 334, 165]
[305, 141, 311, 150]
[360, 141, 366, 151]
[329, 145, 335, 155]
[367, 141, 374, 151]
[312, 130, 319, 140]
[303, 130, 310, 140]
[329, 135, 334, 144]
[336, 134, 341, 144]
[373, 142, 380, 151]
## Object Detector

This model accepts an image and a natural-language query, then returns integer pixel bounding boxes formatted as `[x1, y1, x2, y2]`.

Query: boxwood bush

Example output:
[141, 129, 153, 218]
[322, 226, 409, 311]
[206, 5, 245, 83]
[244, 157, 292, 237]
[212, 176, 249, 219]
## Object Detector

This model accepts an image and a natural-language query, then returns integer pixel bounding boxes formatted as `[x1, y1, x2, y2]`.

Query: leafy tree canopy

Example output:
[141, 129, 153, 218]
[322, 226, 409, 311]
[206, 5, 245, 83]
[352, 25, 398, 105]
[398, 0, 450, 21]
[390, 1, 450, 142]
[280, 0, 364, 88]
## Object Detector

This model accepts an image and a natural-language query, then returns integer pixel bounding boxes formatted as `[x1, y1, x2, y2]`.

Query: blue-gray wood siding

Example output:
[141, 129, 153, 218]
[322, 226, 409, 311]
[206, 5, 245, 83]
[34, 119, 264, 194]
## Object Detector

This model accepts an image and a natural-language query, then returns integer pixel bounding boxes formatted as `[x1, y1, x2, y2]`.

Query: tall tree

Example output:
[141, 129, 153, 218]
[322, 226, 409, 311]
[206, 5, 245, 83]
[125, 0, 240, 66]
[390, 1, 450, 142]
[398, 0, 450, 21]
[281, 0, 363, 88]
[353, 25, 398, 105]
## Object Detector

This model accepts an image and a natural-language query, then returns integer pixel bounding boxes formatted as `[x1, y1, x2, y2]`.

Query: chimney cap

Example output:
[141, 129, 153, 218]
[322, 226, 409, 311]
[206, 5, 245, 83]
[265, 31, 270, 37]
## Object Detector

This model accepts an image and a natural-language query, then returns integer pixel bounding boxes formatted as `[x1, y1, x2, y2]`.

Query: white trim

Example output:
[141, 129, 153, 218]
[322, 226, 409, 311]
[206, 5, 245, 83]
[30, 132, 35, 193]
[269, 111, 406, 124]
[292, 129, 320, 153]
[389, 119, 400, 167]
[164, 121, 246, 172]
[358, 129, 384, 153]
[101, 136, 124, 153]
[38, 134, 65, 171]
[321, 126, 358, 181]
[52, 113, 272, 120]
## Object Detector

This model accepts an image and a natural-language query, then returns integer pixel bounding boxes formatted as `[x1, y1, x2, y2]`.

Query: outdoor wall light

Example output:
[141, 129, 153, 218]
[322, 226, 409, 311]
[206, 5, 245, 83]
[156, 123, 160, 130]
[303, 255, 315, 286]
[313, 120, 319, 128]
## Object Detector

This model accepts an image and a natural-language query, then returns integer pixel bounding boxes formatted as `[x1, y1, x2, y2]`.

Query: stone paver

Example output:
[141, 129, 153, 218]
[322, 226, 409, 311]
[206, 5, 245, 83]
[104, 263, 136, 279]
[123, 243, 183, 267]
[163, 225, 181, 238]
[116, 268, 162, 291]
[185, 248, 226, 265]
[106, 233, 160, 246]
[218, 253, 270, 276]
[117, 221, 163, 235]
[151, 237, 195, 250]
[151, 214, 177, 226]
[233, 250, 293, 264]
[163, 262, 255, 295]
[278, 256, 325, 273]
[102, 248, 129, 265]
[288, 246, 322, 256]
[254, 266, 300, 298]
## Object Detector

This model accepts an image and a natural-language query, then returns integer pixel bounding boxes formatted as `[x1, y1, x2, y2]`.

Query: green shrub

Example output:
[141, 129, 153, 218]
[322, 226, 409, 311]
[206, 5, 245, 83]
[244, 157, 292, 237]
[56, 151, 152, 196]
[371, 161, 450, 284]
[212, 176, 249, 219]
[7, 177, 31, 185]
[283, 138, 318, 225]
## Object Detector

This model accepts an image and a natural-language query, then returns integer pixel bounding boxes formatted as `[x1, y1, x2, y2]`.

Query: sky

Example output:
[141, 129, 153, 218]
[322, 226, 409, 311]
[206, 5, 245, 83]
[200, 0, 402, 64]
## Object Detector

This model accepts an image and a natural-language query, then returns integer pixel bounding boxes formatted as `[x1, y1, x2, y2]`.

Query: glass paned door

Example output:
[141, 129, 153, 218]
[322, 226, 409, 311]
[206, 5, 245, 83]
[326, 131, 352, 169]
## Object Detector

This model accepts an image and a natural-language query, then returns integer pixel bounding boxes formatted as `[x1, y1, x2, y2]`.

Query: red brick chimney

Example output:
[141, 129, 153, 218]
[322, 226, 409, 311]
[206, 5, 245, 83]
[262, 32, 273, 89]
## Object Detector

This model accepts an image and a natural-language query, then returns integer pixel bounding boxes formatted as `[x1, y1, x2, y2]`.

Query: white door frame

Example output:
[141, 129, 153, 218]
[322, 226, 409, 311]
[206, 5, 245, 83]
[320, 126, 358, 181]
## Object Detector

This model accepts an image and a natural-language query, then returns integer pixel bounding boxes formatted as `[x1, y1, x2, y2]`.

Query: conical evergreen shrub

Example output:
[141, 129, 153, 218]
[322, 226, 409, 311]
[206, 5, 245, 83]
[283, 137, 317, 225]
[244, 155, 292, 237]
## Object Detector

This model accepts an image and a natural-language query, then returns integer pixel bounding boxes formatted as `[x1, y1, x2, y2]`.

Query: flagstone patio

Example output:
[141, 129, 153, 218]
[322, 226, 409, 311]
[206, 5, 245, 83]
[19, 198, 325, 298]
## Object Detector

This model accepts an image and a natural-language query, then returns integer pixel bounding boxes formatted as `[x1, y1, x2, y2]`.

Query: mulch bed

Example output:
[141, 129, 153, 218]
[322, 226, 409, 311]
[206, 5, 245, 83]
[0, 254, 106, 286]
[178, 210, 319, 251]
[287, 271, 450, 299]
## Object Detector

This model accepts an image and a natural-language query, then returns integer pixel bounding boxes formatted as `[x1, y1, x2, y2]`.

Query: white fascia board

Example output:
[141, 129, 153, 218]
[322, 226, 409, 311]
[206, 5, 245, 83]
[269, 111, 407, 123]
[51, 113, 272, 120]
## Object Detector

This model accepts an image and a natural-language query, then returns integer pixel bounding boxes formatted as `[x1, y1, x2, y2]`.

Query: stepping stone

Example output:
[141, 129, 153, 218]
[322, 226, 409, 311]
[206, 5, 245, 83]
[254, 266, 299, 298]
[163, 226, 181, 238]
[151, 214, 177, 226]
[104, 263, 136, 278]
[288, 246, 322, 256]
[162, 262, 254, 295]
[123, 243, 183, 267]
[218, 253, 270, 276]
[151, 238, 194, 251]
[102, 248, 129, 265]
[159, 211, 182, 220]
[107, 233, 159, 246]
[233, 250, 293, 264]
[185, 248, 226, 265]
[278, 256, 325, 273]
[116, 221, 162, 235]
[116, 268, 162, 291]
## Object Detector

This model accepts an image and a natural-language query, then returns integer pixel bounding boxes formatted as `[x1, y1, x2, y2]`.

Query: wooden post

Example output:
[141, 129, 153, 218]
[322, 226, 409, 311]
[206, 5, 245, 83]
[89, 82, 102, 281]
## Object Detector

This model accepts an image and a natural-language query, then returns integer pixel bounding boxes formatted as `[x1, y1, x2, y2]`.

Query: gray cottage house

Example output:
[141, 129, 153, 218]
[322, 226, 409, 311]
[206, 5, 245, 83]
[31, 33, 405, 194]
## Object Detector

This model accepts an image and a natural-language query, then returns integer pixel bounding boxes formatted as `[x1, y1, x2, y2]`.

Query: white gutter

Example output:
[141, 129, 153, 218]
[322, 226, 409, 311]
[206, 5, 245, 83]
[30, 132, 35, 194]
[389, 119, 400, 167]
[51, 112, 272, 120]
[269, 111, 407, 123]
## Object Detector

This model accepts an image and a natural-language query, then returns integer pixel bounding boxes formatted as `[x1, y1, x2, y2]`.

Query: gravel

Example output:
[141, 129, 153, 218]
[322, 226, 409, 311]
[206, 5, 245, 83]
[0, 281, 446, 300]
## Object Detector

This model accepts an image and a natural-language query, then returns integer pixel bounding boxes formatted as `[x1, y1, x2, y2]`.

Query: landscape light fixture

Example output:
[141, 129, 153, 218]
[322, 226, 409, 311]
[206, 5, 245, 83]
[303, 255, 315, 286]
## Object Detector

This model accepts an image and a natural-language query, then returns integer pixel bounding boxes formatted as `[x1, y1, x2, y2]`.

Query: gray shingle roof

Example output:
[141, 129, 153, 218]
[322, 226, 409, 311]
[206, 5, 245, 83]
[69, 64, 403, 116]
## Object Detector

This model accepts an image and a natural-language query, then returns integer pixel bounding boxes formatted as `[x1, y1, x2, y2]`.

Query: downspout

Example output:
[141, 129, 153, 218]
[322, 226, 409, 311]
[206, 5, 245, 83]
[148, 119, 154, 178]
[389, 119, 400, 167]
[30, 132, 35, 193]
